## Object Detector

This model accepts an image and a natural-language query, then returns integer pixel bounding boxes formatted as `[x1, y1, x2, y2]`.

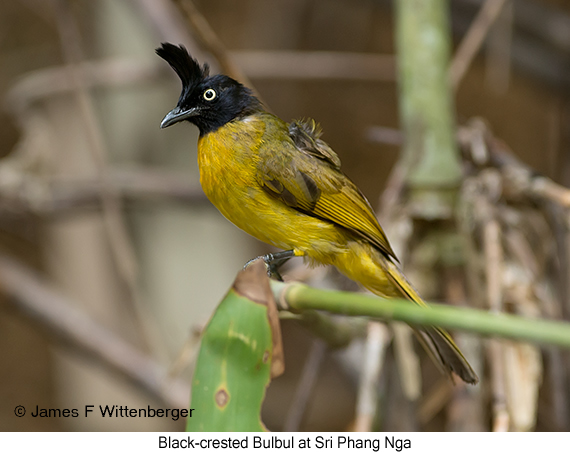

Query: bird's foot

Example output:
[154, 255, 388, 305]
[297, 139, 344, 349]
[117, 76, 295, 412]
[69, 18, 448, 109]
[244, 250, 296, 281]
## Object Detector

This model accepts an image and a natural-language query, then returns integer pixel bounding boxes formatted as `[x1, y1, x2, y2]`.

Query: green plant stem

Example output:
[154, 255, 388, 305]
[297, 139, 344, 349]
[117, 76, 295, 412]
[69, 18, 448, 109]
[396, 0, 461, 217]
[280, 310, 368, 348]
[270, 281, 570, 349]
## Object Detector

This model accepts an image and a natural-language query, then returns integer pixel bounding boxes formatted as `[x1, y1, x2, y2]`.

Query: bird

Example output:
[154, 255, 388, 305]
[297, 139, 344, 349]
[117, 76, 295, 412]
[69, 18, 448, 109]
[156, 43, 478, 384]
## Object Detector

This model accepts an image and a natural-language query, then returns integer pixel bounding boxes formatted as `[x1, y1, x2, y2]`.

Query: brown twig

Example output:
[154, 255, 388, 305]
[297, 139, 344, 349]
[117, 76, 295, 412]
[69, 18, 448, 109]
[171, 0, 258, 94]
[529, 178, 570, 208]
[231, 51, 395, 82]
[392, 323, 421, 402]
[460, 119, 570, 430]
[52, 0, 140, 300]
[366, 126, 403, 147]
[6, 59, 161, 116]
[459, 120, 570, 209]
[167, 327, 202, 379]
[47, 168, 207, 209]
[127, 0, 198, 48]
[500, 154, 570, 209]
[444, 268, 485, 431]
[488, 333, 508, 432]
[545, 346, 570, 430]
[418, 379, 453, 424]
[450, 0, 509, 90]
[458, 179, 487, 310]
[484, 0, 513, 94]
[0, 254, 189, 409]
[480, 191, 509, 431]
[0, 168, 207, 218]
[354, 322, 390, 432]
[378, 161, 408, 224]
[283, 339, 327, 432]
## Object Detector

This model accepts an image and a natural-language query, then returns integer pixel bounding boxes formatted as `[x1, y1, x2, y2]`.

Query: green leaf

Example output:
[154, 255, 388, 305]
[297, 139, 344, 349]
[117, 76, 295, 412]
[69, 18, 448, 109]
[187, 261, 283, 432]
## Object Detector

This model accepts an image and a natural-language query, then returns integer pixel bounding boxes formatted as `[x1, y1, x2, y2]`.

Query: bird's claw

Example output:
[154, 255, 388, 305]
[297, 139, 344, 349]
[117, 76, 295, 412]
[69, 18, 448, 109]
[243, 250, 296, 281]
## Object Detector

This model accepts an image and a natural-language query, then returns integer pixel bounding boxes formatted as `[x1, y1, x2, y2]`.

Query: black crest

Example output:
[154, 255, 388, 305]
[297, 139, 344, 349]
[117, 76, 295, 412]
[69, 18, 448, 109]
[157, 43, 263, 134]
[156, 43, 209, 92]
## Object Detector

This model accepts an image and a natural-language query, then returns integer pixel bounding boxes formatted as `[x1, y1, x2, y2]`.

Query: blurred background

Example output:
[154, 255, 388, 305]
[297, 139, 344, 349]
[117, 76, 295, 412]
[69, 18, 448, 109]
[0, 0, 569, 432]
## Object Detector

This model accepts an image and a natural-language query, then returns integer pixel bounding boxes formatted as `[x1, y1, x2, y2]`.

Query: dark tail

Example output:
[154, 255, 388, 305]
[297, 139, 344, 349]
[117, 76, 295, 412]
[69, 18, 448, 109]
[384, 260, 479, 384]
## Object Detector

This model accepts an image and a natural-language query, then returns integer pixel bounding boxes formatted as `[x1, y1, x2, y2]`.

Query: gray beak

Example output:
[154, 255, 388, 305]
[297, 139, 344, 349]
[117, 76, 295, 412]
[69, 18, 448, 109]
[160, 106, 199, 128]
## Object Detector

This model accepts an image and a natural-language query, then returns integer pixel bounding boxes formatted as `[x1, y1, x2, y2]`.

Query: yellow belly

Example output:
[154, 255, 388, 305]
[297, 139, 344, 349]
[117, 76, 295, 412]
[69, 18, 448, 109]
[196, 116, 398, 297]
[197, 117, 347, 260]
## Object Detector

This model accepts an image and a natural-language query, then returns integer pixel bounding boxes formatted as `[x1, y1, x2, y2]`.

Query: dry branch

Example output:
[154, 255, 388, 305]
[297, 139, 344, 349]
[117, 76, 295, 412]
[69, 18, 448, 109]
[459, 119, 566, 431]
[459, 120, 570, 209]
[0, 168, 207, 218]
[231, 51, 395, 82]
[283, 339, 327, 432]
[171, 0, 259, 98]
[354, 322, 390, 432]
[450, 0, 510, 89]
[6, 59, 160, 116]
[0, 254, 190, 409]
[53, 0, 140, 301]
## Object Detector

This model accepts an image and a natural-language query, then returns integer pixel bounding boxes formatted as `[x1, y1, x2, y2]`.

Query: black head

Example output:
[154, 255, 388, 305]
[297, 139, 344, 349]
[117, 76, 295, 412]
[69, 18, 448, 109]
[156, 43, 262, 135]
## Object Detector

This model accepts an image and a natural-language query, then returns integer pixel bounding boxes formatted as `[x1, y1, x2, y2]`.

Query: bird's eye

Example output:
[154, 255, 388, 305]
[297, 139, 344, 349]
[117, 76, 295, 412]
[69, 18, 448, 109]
[203, 89, 217, 101]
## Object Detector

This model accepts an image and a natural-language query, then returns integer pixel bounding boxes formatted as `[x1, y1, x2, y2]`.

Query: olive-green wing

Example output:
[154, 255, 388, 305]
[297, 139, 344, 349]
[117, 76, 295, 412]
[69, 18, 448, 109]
[258, 118, 396, 260]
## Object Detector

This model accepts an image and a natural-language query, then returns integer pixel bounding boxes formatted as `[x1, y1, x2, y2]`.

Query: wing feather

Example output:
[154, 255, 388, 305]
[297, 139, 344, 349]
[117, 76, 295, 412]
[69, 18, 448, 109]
[258, 117, 396, 260]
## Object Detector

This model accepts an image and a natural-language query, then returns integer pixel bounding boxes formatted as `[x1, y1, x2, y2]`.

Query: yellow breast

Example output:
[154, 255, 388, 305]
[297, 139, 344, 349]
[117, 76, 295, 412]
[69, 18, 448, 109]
[196, 114, 347, 259]
[197, 116, 265, 201]
[197, 115, 280, 245]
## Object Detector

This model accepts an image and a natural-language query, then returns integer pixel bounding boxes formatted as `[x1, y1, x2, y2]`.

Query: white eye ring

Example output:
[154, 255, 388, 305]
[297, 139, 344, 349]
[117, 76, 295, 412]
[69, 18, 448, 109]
[203, 88, 217, 101]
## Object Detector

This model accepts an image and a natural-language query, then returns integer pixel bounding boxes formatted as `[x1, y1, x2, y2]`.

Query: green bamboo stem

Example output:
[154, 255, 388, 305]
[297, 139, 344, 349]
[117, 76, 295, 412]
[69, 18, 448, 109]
[396, 0, 461, 217]
[271, 280, 570, 349]
[280, 310, 368, 348]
